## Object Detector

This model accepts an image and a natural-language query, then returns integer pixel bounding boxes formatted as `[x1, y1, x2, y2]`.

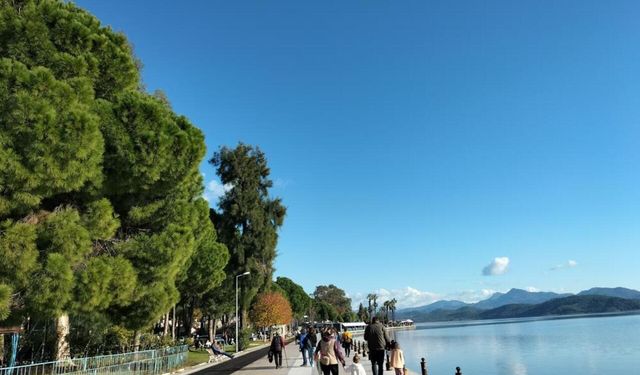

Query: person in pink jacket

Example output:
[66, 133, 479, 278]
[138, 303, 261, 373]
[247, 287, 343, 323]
[389, 341, 405, 375]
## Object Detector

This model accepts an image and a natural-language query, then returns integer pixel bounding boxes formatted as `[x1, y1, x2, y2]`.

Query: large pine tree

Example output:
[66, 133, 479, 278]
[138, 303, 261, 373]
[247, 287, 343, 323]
[0, 0, 228, 360]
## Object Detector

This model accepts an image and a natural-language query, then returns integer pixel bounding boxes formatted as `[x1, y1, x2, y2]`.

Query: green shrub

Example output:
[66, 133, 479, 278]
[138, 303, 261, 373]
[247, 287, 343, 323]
[239, 328, 252, 351]
[184, 337, 194, 347]
[103, 326, 134, 353]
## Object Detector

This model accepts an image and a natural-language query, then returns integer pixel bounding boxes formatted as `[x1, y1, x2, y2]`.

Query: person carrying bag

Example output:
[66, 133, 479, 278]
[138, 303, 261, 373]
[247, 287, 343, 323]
[270, 332, 285, 369]
[314, 331, 345, 375]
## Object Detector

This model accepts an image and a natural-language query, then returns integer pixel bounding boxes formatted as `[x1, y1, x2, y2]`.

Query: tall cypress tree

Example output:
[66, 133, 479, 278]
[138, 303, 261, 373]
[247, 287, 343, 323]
[210, 144, 286, 328]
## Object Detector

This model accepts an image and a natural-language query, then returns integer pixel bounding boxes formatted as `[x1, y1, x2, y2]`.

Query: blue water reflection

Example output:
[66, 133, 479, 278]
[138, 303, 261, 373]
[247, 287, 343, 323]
[387, 314, 640, 375]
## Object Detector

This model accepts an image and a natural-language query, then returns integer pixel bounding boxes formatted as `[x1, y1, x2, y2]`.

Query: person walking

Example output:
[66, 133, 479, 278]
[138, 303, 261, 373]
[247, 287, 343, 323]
[306, 327, 318, 367]
[342, 329, 353, 357]
[364, 317, 391, 375]
[389, 342, 404, 375]
[299, 329, 309, 366]
[315, 330, 346, 375]
[270, 332, 285, 369]
[346, 354, 367, 375]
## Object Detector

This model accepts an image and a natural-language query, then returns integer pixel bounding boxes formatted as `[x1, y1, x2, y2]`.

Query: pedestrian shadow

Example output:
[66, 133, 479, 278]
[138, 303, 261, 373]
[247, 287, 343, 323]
[234, 366, 281, 371]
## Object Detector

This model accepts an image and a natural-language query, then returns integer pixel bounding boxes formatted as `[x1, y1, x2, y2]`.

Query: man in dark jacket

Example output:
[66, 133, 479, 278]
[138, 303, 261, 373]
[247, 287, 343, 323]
[299, 329, 309, 366]
[270, 332, 285, 369]
[364, 317, 390, 375]
[306, 327, 318, 366]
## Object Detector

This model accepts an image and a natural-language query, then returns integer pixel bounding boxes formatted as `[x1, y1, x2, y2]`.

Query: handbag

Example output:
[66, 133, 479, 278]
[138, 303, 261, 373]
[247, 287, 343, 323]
[403, 367, 409, 375]
[268, 350, 273, 363]
[320, 355, 331, 366]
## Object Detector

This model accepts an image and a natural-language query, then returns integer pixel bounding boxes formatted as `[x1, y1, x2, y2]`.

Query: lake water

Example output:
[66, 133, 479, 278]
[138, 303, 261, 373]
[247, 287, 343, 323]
[385, 314, 640, 375]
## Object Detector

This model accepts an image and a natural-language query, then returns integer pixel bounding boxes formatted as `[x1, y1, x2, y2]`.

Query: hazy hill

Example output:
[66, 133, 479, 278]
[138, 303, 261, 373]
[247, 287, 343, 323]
[409, 300, 469, 314]
[396, 287, 640, 321]
[474, 288, 571, 310]
[578, 287, 640, 300]
[407, 295, 640, 322]
[397, 288, 571, 320]
[481, 295, 640, 319]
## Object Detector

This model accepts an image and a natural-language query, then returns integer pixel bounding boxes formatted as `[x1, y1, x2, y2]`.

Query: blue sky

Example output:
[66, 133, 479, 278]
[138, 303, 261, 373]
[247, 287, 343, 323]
[76, 0, 640, 308]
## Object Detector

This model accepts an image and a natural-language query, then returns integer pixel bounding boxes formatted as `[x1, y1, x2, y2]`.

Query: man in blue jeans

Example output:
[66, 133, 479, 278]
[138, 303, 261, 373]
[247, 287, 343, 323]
[211, 341, 234, 359]
[306, 327, 318, 366]
[364, 317, 390, 375]
[300, 329, 309, 366]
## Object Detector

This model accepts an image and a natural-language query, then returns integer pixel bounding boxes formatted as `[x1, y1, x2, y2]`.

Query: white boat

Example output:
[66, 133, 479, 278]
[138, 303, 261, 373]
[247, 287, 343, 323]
[313, 321, 367, 334]
[339, 322, 367, 334]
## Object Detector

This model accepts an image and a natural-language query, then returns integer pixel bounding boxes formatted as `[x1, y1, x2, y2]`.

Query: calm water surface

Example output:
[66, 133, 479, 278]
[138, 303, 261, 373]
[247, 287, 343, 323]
[386, 314, 640, 375]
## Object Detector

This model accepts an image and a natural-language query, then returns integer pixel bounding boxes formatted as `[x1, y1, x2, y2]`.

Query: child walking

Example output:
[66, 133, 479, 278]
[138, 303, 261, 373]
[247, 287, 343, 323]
[345, 354, 367, 375]
[389, 342, 405, 375]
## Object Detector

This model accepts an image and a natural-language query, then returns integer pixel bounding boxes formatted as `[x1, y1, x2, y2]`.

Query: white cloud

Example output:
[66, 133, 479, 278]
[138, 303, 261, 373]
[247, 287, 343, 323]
[273, 178, 290, 188]
[352, 287, 508, 309]
[525, 286, 539, 292]
[203, 180, 232, 203]
[352, 287, 440, 309]
[482, 257, 510, 276]
[447, 289, 497, 303]
[550, 260, 578, 271]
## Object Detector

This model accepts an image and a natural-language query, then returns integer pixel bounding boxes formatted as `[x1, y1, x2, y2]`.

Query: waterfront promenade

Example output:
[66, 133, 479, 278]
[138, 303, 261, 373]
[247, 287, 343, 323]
[189, 341, 368, 375]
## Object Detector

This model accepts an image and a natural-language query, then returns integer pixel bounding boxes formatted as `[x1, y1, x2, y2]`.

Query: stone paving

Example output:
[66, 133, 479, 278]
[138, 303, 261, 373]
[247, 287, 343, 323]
[187, 341, 381, 375]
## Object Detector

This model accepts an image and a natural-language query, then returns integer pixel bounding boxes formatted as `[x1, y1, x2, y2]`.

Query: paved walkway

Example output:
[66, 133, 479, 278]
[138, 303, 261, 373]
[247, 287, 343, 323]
[189, 341, 376, 375]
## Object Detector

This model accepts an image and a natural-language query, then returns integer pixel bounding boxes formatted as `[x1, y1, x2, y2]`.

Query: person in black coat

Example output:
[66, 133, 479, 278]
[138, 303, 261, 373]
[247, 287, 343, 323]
[270, 332, 285, 369]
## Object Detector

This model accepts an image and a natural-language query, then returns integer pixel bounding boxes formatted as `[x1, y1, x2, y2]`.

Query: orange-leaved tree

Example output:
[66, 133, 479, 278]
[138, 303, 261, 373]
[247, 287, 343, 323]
[250, 292, 293, 329]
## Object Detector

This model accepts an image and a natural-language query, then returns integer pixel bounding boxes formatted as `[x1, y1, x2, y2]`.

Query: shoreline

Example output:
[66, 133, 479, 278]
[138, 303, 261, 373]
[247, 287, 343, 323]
[412, 309, 640, 330]
[386, 324, 416, 332]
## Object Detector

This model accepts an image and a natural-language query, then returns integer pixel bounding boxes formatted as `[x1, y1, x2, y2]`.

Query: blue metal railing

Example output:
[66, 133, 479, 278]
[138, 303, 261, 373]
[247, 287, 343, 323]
[0, 345, 188, 375]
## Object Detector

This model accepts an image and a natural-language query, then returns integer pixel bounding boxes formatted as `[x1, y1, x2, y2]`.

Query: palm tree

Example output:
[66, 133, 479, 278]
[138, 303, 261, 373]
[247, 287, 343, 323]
[382, 300, 390, 323]
[388, 298, 397, 322]
[372, 294, 378, 316]
[367, 293, 378, 319]
[357, 303, 368, 322]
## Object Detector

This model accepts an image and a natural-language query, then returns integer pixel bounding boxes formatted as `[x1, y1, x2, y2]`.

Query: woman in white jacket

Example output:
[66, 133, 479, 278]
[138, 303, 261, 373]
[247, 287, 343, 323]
[345, 355, 367, 375]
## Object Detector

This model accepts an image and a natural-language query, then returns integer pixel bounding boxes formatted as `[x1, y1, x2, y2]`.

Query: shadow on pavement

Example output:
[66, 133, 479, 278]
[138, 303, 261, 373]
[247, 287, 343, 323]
[190, 346, 272, 375]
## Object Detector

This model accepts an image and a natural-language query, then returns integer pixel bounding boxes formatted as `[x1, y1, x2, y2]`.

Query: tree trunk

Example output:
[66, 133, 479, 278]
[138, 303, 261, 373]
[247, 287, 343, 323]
[55, 314, 71, 360]
[133, 331, 141, 352]
[208, 317, 214, 341]
[241, 309, 249, 331]
[213, 318, 218, 340]
[171, 306, 176, 340]
[184, 300, 194, 338]
[0, 334, 4, 365]
[163, 313, 169, 336]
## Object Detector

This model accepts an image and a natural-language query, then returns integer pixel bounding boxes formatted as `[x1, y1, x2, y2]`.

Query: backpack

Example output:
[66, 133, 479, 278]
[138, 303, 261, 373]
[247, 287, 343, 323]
[343, 332, 352, 344]
[272, 336, 282, 351]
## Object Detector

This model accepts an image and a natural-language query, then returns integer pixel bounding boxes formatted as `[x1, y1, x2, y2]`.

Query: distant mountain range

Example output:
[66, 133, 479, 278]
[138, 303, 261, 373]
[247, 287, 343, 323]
[474, 289, 573, 310]
[577, 287, 640, 300]
[396, 287, 640, 322]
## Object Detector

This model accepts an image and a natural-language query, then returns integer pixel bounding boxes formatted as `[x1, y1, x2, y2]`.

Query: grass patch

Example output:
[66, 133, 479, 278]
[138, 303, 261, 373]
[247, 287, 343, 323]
[247, 341, 266, 349]
[183, 342, 269, 368]
[185, 350, 210, 367]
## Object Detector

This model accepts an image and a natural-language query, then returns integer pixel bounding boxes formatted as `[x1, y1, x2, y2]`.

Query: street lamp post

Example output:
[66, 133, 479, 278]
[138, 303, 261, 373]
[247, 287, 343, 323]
[235, 271, 251, 353]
